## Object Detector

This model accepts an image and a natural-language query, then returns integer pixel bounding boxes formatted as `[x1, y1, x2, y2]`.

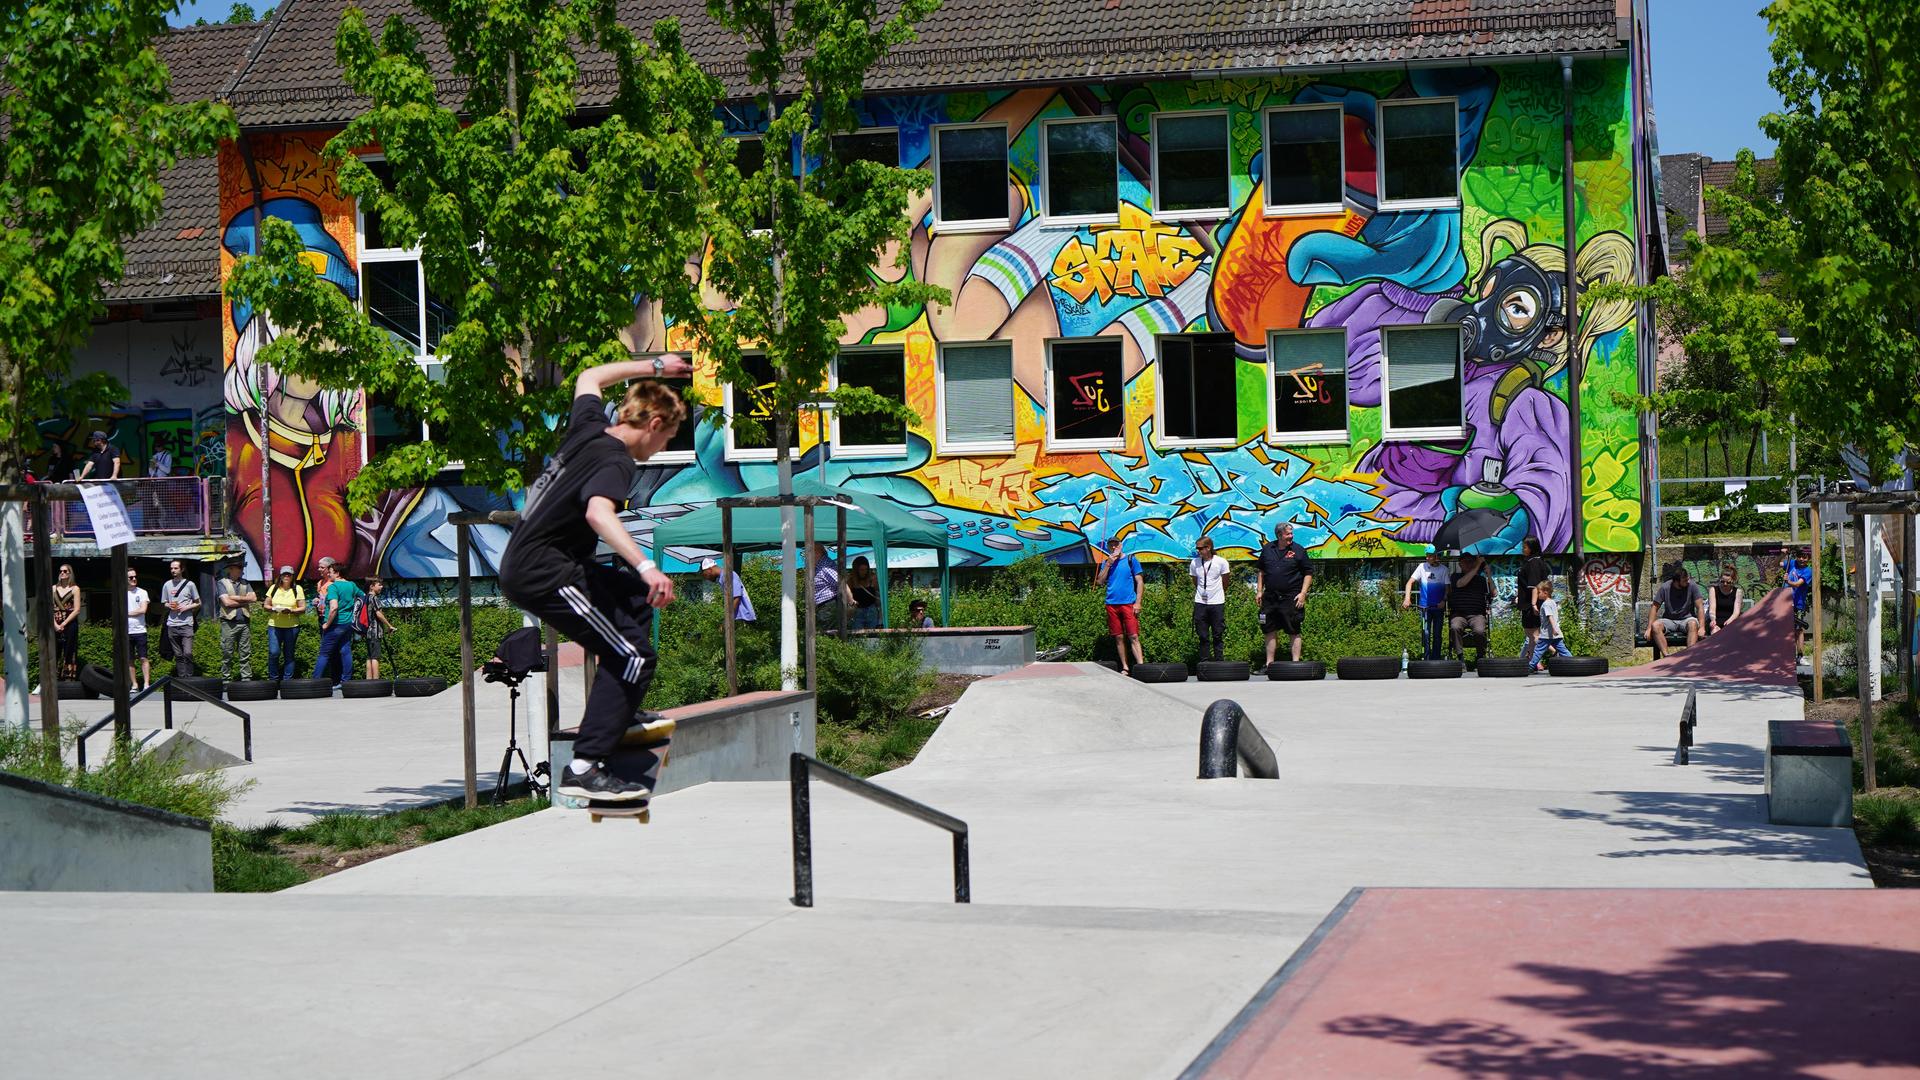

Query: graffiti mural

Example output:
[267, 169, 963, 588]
[229, 61, 1645, 576]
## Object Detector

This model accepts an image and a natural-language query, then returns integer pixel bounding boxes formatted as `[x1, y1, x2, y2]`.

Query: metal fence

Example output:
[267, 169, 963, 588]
[24, 477, 220, 540]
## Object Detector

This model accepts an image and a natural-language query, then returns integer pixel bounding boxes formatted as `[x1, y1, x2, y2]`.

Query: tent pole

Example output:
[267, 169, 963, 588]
[940, 548, 951, 627]
[836, 506, 848, 640]
[877, 539, 889, 628]
[722, 506, 737, 698]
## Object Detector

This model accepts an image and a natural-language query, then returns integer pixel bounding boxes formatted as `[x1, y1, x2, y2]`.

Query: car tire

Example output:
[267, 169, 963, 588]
[1264, 660, 1326, 681]
[1196, 660, 1251, 682]
[1336, 656, 1401, 681]
[165, 676, 224, 701]
[79, 663, 118, 697]
[225, 680, 279, 702]
[1475, 657, 1531, 678]
[52, 680, 94, 701]
[279, 678, 335, 700]
[1546, 656, 1609, 677]
[1096, 660, 1122, 671]
[1131, 663, 1189, 683]
[340, 679, 394, 698]
[393, 677, 449, 698]
[1407, 659, 1464, 680]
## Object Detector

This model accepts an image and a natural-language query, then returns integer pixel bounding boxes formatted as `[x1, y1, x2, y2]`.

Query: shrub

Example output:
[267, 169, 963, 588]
[0, 725, 247, 822]
[1855, 794, 1920, 847]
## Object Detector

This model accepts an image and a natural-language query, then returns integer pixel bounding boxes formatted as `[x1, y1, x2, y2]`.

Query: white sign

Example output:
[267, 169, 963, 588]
[76, 482, 135, 549]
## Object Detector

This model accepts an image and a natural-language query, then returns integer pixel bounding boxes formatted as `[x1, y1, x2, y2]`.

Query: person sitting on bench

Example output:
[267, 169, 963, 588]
[1445, 552, 1491, 664]
[1648, 565, 1706, 658]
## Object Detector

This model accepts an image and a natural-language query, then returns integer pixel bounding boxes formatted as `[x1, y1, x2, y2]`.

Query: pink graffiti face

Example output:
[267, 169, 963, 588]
[1582, 555, 1633, 597]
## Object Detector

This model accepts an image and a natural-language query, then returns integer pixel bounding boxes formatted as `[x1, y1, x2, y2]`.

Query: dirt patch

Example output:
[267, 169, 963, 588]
[280, 842, 415, 879]
[1863, 845, 1920, 888]
[912, 673, 986, 715]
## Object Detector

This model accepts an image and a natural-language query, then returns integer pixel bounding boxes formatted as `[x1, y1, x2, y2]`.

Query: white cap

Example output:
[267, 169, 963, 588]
[700, 557, 717, 570]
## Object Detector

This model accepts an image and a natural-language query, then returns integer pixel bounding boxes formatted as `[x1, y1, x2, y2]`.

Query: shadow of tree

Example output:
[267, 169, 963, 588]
[1634, 741, 1765, 786]
[1544, 791, 1865, 865]
[1326, 939, 1920, 1077]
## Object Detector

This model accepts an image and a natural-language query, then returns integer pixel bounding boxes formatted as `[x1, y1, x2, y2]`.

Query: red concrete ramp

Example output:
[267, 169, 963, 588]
[1184, 887, 1920, 1079]
[1602, 585, 1800, 688]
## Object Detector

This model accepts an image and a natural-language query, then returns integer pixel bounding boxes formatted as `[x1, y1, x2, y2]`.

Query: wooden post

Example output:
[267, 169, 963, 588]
[1812, 503, 1824, 704]
[836, 506, 848, 641]
[1905, 507, 1918, 701]
[721, 506, 737, 697]
[1855, 512, 1875, 792]
[804, 504, 817, 693]
[110, 542, 130, 741]
[32, 488, 57, 738]
[457, 523, 477, 809]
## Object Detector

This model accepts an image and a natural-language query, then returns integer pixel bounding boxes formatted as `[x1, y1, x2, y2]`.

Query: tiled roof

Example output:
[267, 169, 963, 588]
[1659, 152, 1775, 247]
[226, 0, 1624, 128]
[109, 22, 264, 302]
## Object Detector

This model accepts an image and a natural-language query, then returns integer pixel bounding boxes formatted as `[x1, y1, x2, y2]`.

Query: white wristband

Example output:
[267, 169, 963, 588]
[636, 559, 657, 575]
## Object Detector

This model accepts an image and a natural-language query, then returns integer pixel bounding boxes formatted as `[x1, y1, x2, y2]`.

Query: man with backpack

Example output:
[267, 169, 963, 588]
[160, 559, 200, 676]
[311, 557, 363, 688]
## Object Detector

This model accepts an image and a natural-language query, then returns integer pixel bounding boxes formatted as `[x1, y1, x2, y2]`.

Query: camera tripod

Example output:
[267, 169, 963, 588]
[492, 674, 549, 804]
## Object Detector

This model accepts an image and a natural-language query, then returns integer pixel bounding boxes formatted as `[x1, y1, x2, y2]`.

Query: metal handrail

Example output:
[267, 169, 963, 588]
[76, 675, 253, 770]
[1675, 688, 1698, 766]
[1198, 699, 1279, 779]
[789, 752, 969, 908]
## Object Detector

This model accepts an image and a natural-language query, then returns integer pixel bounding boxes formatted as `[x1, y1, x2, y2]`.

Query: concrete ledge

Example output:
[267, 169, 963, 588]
[850, 625, 1036, 675]
[0, 770, 212, 892]
[1766, 719, 1854, 827]
[551, 690, 815, 801]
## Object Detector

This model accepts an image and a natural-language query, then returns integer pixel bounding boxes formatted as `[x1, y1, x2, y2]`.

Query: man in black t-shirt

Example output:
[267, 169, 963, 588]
[1254, 522, 1313, 664]
[1516, 536, 1550, 660]
[77, 431, 120, 481]
[1446, 553, 1492, 662]
[499, 356, 690, 802]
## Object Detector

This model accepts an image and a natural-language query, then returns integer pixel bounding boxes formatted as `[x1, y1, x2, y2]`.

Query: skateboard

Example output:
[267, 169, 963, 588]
[566, 716, 675, 824]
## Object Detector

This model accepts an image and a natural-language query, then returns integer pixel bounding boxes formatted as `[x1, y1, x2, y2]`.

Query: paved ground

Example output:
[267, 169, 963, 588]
[0, 662, 1871, 1078]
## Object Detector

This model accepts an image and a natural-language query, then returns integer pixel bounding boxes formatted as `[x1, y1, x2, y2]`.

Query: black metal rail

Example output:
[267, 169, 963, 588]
[789, 752, 969, 908]
[1198, 699, 1279, 780]
[1675, 687, 1698, 765]
[76, 676, 253, 771]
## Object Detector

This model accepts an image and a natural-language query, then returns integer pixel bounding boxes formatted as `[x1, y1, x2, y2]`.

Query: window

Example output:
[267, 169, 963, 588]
[733, 136, 775, 232]
[1156, 334, 1239, 446]
[1378, 99, 1458, 207]
[1380, 325, 1463, 439]
[356, 155, 457, 468]
[367, 362, 453, 455]
[1267, 329, 1348, 442]
[1042, 119, 1118, 221]
[1046, 339, 1125, 449]
[357, 158, 411, 252]
[726, 351, 786, 459]
[832, 347, 908, 455]
[932, 124, 1010, 227]
[631, 353, 697, 463]
[832, 129, 897, 169]
[937, 342, 1015, 452]
[1152, 112, 1229, 216]
[1264, 105, 1344, 212]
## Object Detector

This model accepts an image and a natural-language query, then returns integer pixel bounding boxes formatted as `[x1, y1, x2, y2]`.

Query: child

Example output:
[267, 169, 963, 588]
[1528, 579, 1572, 673]
[906, 598, 934, 629]
[363, 576, 397, 679]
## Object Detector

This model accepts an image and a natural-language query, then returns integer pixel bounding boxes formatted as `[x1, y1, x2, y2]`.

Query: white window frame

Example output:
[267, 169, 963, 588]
[1150, 110, 1232, 220]
[1262, 103, 1346, 217]
[1376, 97, 1461, 212]
[1378, 324, 1465, 442]
[934, 340, 1017, 455]
[929, 122, 1012, 233]
[1039, 117, 1120, 226]
[1152, 333, 1241, 450]
[724, 351, 781, 462]
[1044, 337, 1127, 452]
[1265, 328, 1350, 445]
[629, 351, 697, 465]
[355, 154, 459, 468]
[829, 345, 910, 459]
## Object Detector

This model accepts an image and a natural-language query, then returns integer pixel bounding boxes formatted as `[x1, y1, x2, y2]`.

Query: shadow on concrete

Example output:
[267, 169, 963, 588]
[1634, 741, 1764, 787]
[1323, 938, 1920, 1077]
[269, 778, 524, 818]
[1543, 791, 1857, 863]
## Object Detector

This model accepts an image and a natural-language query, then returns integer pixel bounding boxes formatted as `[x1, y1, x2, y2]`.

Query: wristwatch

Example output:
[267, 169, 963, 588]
[650, 356, 666, 375]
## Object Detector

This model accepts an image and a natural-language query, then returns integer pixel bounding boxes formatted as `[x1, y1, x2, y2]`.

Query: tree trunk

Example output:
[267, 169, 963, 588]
[0, 345, 28, 726]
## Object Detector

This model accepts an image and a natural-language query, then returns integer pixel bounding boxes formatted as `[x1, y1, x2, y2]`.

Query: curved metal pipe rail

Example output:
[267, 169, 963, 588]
[1198, 699, 1278, 780]
[789, 752, 969, 908]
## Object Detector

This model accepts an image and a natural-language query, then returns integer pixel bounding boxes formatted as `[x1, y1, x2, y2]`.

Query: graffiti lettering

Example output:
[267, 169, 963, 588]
[1284, 363, 1333, 405]
[161, 330, 217, 387]
[1065, 372, 1111, 414]
[920, 444, 1044, 517]
[1582, 554, 1634, 598]
[1048, 215, 1204, 305]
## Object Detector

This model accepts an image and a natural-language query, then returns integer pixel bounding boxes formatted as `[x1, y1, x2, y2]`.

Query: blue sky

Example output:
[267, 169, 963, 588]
[168, 0, 1783, 163]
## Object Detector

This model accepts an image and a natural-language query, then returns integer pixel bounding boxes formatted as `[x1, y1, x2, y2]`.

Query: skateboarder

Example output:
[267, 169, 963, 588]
[498, 355, 690, 803]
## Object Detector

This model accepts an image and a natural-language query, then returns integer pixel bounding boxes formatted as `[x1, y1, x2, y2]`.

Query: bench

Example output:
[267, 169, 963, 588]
[848, 625, 1036, 675]
[550, 690, 814, 805]
[1765, 719, 1854, 827]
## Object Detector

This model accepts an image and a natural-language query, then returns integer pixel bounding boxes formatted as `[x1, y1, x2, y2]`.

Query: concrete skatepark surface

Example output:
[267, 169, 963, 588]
[0, 662, 1875, 1078]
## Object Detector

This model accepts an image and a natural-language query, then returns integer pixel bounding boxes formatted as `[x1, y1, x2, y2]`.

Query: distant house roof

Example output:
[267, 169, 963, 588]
[1657, 150, 1775, 253]
[110, 22, 263, 303]
[225, 0, 1626, 129]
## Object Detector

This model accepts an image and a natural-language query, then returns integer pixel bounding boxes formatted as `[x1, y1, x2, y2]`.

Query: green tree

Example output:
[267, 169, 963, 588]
[225, 0, 725, 510]
[227, 3, 259, 21]
[693, 0, 946, 684]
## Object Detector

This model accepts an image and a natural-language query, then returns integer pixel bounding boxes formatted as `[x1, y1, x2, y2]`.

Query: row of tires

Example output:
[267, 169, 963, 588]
[1105, 656, 1610, 682]
[55, 666, 449, 702]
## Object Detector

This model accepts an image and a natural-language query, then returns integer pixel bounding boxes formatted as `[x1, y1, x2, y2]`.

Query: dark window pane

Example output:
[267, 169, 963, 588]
[1266, 108, 1344, 207]
[358, 159, 407, 250]
[666, 395, 697, 454]
[1160, 333, 1238, 440]
[1384, 326, 1462, 431]
[838, 348, 907, 449]
[1381, 101, 1456, 203]
[425, 286, 453, 353]
[366, 261, 422, 351]
[936, 126, 1009, 223]
[1045, 120, 1117, 219]
[731, 352, 783, 451]
[735, 137, 775, 232]
[1269, 330, 1347, 437]
[1050, 340, 1124, 443]
[833, 130, 896, 168]
[1156, 114, 1229, 213]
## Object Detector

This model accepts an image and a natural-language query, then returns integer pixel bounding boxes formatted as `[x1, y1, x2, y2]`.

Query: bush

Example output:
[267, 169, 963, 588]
[0, 725, 247, 821]
[1855, 793, 1920, 847]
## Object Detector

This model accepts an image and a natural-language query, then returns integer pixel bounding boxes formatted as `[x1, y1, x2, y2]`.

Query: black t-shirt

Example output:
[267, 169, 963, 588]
[85, 446, 117, 478]
[499, 394, 635, 596]
[1517, 556, 1549, 610]
[1256, 541, 1312, 602]
[1658, 580, 1703, 621]
[1448, 570, 1491, 616]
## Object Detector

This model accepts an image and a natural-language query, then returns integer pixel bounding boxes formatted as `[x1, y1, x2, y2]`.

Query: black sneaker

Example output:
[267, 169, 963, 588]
[558, 762, 651, 802]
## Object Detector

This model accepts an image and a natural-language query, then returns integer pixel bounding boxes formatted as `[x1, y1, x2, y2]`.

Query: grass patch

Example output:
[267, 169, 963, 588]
[219, 796, 552, 891]
[817, 716, 943, 778]
[1856, 792, 1920, 848]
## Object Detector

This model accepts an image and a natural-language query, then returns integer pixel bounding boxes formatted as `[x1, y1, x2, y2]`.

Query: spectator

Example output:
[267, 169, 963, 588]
[1255, 523, 1313, 664]
[149, 445, 172, 478]
[126, 567, 151, 691]
[1706, 563, 1743, 636]
[1784, 551, 1813, 630]
[77, 431, 119, 481]
[51, 564, 81, 680]
[264, 565, 305, 680]
[363, 576, 396, 679]
[808, 541, 851, 628]
[1446, 553, 1491, 662]
[159, 559, 199, 677]
[905, 598, 935, 629]
[1647, 565, 1706, 658]
[1188, 536, 1230, 663]
[700, 557, 755, 623]
[1095, 535, 1145, 675]
[1401, 546, 1450, 661]
[42, 445, 73, 485]
[1516, 536, 1549, 660]
[215, 562, 256, 681]
[1528, 579, 1573, 673]
[847, 556, 882, 631]
[311, 560, 362, 687]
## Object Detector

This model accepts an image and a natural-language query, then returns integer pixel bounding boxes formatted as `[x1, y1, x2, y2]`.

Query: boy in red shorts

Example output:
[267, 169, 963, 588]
[1094, 535, 1145, 675]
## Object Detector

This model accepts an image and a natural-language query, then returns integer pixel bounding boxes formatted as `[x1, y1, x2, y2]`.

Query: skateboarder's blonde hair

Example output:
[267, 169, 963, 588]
[616, 379, 688, 429]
